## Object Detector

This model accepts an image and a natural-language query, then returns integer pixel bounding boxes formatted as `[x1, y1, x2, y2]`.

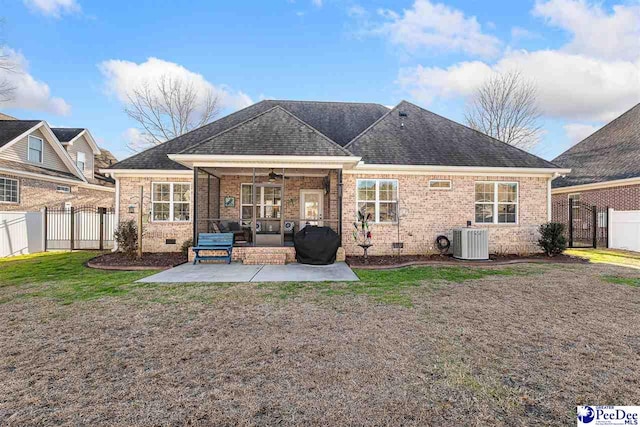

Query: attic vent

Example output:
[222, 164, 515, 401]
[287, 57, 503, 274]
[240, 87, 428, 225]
[398, 111, 408, 117]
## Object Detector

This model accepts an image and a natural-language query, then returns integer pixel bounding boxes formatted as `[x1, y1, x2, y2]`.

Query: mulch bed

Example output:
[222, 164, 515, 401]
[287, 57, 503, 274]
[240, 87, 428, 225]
[87, 252, 187, 270]
[346, 253, 587, 269]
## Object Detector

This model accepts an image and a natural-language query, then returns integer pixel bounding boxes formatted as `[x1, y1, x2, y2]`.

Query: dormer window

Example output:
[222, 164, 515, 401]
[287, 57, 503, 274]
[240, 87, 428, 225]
[28, 135, 43, 163]
[77, 152, 86, 171]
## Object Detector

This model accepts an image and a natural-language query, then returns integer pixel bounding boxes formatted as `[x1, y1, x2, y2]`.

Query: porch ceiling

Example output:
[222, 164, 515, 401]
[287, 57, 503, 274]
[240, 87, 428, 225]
[199, 166, 333, 177]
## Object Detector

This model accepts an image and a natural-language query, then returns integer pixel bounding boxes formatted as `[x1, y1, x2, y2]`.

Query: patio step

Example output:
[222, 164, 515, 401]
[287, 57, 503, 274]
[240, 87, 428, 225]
[243, 253, 287, 265]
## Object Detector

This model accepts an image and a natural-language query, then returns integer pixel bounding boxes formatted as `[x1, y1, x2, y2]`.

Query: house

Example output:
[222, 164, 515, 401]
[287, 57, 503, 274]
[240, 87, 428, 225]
[101, 100, 569, 261]
[551, 103, 640, 210]
[0, 115, 115, 211]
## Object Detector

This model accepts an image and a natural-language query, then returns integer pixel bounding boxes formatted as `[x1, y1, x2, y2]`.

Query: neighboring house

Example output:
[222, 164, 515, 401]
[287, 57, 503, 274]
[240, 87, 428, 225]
[102, 100, 568, 260]
[552, 103, 640, 210]
[0, 116, 115, 211]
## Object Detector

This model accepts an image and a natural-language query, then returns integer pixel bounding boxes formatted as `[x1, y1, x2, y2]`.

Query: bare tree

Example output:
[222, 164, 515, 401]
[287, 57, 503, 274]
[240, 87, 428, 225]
[0, 18, 17, 103]
[124, 74, 221, 152]
[464, 71, 542, 151]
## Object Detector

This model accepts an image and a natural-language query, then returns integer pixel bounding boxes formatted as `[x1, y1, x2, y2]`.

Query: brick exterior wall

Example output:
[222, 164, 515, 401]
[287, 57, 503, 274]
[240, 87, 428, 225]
[118, 171, 549, 256]
[118, 175, 193, 253]
[0, 172, 114, 212]
[552, 184, 640, 211]
[341, 174, 549, 256]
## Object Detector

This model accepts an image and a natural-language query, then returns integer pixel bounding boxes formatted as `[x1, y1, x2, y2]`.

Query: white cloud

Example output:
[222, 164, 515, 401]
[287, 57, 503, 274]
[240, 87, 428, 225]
[122, 127, 152, 153]
[398, 49, 640, 122]
[99, 57, 253, 111]
[312, 0, 322, 7]
[23, 0, 80, 17]
[0, 48, 71, 115]
[373, 0, 501, 58]
[533, 0, 640, 61]
[511, 26, 541, 42]
[563, 123, 600, 145]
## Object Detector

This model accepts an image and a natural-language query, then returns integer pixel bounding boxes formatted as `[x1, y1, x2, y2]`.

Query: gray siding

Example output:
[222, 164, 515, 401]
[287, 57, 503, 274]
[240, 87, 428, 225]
[0, 128, 71, 173]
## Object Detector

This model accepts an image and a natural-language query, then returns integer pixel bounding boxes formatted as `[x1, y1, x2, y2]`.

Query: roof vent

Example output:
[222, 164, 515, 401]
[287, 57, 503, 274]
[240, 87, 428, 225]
[399, 111, 408, 117]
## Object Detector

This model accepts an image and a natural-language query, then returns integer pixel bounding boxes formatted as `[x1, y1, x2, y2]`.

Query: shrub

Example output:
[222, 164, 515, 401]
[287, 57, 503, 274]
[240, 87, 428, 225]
[180, 238, 193, 257]
[114, 220, 139, 258]
[538, 222, 567, 257]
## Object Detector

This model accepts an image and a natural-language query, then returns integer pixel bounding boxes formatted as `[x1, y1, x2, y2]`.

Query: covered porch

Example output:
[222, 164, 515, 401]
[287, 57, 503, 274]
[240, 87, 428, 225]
[192, 166, 343, 248]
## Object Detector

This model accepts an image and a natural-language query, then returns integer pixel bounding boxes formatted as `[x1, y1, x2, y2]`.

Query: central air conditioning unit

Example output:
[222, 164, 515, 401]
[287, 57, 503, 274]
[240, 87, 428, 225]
[453, 228, 489, 260]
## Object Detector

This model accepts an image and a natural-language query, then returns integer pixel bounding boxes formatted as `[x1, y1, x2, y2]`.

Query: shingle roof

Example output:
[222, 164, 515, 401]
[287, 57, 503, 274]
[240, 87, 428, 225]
[552, 103, 640, 188]
[0, 158, 82, 181]
[51, 127, 84, 142]
[181, 106, 353, 157]
[109, 100, 388, 170]
[345, 101, 559, 169]
[0, 120, 41, 148]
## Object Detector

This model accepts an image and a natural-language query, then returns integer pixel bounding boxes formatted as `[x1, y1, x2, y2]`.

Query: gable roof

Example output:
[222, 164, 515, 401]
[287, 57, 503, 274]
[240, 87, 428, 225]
[0, 158, 83, 182]
[180, 106, 353, 157]
[552, 103, 640, 188]
[51, 127, 84, 143]
[0, 120, 42, 149]
[346, 101, 559, 169]
[109, 100, 388, 170]
[0, 112, 17, 120]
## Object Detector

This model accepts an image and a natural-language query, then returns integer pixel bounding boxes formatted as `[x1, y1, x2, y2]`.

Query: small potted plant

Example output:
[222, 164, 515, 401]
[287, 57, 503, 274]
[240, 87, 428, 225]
[353, 209, 373, 262]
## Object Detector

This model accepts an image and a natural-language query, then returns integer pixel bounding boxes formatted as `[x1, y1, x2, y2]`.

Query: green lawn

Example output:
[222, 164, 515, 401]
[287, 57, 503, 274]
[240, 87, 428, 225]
[1, 251, 639, 425]
[566, 248, 640, 269]
[0, 251, 529, 306]
[0, 251, 156, 304]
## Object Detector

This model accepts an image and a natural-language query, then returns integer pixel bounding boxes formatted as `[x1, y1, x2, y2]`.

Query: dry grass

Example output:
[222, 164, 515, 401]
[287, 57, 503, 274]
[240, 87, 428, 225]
[1, 261, 639, 425]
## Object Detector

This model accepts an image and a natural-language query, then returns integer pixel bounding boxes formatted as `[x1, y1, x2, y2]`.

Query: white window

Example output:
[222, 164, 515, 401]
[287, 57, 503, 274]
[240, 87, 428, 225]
[240, 184, 282, 225]
[151, 182, 191, 222]
[429, 179, 452, 190]
[28, 135, 43, 163]
[76, 152, 86, 171]
[56, 185, 71, 193]
[0, 177, 18, 203]
[475, 182, 518, 224]
[356, 179, 398, 223]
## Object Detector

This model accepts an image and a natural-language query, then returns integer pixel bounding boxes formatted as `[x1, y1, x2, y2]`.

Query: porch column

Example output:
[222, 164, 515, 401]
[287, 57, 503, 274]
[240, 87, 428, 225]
[329, 170, 340, 238]
[252, 168, 257, 246]
[193, 166, 198, 245]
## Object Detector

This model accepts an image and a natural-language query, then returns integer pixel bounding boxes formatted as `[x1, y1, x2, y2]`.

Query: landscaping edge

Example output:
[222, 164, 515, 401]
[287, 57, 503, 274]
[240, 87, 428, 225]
[348, 257, 589, 270]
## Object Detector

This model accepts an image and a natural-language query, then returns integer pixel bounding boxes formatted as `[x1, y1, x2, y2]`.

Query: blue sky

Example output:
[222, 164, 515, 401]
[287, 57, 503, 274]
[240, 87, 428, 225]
[1, 0, 639, 162]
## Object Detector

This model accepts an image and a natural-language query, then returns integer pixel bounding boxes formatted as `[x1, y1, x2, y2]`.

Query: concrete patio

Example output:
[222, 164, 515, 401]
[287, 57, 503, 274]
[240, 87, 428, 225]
[136, 262, 360, 283]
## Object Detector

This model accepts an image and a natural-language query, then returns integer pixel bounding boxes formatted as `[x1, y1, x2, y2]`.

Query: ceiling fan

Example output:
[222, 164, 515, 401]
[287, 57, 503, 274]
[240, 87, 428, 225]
[268, 169, 290, 182]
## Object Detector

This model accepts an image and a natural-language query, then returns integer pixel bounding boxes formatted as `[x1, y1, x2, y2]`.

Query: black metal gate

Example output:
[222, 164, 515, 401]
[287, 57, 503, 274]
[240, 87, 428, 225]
[551, 199, 608, 248]
[45, 206, 115, 250]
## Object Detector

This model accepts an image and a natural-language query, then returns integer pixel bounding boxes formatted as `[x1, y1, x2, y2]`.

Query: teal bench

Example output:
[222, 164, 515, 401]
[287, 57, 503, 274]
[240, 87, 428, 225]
[192, 233, 234, 264]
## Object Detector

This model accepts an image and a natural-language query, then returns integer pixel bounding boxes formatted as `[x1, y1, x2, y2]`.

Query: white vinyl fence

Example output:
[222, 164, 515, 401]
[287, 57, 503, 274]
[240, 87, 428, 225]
[608, 209, 640, 252]
[0, 211, 45, 257]
[46, 206, 116, 250]
[1, 206, 115, 258]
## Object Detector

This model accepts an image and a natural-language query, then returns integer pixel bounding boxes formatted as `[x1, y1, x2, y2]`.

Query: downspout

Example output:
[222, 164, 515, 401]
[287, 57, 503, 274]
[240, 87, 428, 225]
[193, 167, 198, 245]
[338, 169, 343, 246]
[113, 176, 120, 252]
[547, 175, 554, 222]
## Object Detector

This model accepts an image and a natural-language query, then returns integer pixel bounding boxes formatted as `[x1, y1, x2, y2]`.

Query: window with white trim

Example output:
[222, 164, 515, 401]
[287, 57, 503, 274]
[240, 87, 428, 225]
[240, 184, 282, 225]
[356, 179, 398, 223]
[429, 179, 451, 189]
[77, 152, 86, 170]
[151, 182, 191, 222]
[28, 135, 43, 163]
[56, 185, 70, 193]
[475, 182, 518, 224]
[0, 177, 18, 203]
